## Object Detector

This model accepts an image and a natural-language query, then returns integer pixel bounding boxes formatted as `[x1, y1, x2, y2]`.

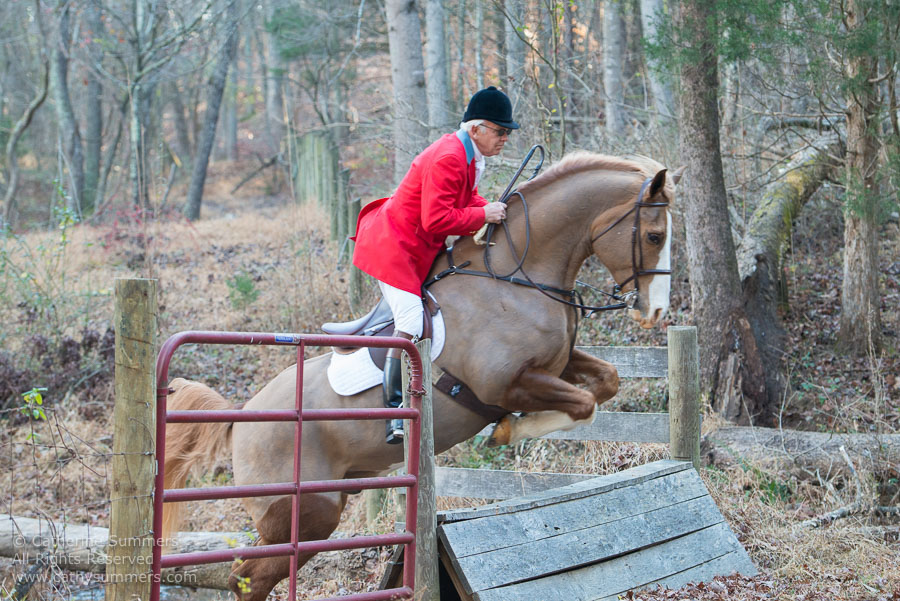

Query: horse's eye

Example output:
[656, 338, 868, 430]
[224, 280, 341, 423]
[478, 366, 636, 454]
[648, 232, 662, 245]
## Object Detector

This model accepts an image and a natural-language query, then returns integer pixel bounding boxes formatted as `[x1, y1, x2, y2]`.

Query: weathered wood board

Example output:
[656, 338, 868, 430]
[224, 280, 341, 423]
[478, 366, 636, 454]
[435, 467, 597, 500]
[472, 411, 672, 446]
[577, 346, 669, 378]
[437, 460, 756, 601]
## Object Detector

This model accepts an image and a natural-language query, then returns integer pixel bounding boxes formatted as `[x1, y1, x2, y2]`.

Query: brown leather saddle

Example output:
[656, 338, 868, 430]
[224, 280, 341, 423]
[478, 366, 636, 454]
[321, 295, 437, 370]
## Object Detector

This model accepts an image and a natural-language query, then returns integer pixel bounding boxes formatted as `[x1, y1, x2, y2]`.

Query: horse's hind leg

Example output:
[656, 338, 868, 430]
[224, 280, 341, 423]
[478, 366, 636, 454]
[228, 492, 345, 600]
[488, 366, 602, 447]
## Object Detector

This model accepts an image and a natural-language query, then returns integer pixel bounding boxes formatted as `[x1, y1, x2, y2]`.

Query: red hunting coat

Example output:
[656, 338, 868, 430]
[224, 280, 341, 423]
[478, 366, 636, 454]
[352, 131, 488, 294]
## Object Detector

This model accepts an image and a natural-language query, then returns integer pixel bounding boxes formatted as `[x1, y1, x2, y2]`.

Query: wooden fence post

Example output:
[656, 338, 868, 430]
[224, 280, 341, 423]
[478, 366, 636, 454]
[347, 197, 364, 313]
[667, 326, 700, 469]
[403, 339, 438, 601]
[107, 278, 157, 600]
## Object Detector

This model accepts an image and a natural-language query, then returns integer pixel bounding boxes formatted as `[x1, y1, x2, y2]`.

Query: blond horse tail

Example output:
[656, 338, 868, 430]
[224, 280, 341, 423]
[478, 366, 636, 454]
[161, 377, 233, 543]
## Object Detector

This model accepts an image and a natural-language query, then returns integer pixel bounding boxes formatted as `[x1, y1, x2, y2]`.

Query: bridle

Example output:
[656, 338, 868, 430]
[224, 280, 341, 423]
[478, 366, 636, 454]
[424, 147, 671, 318]
[589, 176, 672, 301]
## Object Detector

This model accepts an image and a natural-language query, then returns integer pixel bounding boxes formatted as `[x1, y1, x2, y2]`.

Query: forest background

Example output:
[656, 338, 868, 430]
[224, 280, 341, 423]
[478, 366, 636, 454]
[0, 0, 899, 599]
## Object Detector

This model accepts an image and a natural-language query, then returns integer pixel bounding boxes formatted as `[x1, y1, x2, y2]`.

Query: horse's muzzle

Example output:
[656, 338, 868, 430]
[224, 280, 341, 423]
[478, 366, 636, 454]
[629, 306, 663, 329]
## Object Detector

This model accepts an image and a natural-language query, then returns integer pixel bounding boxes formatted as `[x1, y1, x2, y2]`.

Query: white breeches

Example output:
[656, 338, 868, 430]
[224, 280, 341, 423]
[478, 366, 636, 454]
[378, 281, 424, 338]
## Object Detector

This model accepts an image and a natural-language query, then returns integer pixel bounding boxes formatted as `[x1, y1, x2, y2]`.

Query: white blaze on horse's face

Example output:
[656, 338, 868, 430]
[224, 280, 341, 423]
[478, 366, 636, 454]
[630, 208, 672, 329]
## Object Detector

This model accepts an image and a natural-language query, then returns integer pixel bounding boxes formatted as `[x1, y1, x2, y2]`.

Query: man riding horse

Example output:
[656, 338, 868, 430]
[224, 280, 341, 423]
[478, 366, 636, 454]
[352, 86, 518, 444]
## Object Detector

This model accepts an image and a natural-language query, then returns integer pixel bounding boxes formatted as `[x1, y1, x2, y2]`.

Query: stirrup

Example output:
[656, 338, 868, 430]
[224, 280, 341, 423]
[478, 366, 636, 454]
[385, 420, 404, 445]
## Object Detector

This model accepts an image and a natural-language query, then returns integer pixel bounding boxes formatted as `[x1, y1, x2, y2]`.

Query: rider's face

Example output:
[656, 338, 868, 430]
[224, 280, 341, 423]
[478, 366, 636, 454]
[470, 121, 510, 157]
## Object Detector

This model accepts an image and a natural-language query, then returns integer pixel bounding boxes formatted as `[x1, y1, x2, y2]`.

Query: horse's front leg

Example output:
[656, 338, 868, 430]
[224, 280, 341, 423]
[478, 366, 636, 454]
[488, 367, 598, 447]
[488, 351, 619, 447]
[559, 348, 620, 403]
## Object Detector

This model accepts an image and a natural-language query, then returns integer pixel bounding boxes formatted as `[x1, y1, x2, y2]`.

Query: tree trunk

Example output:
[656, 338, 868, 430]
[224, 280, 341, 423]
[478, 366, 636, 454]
[264, 0, 285, 151]
[504, 0, 526, 106]
[454, 0, 467, 108]
[51, 2, 85, 216]
[474, 0, 484, 90]
[703, 426, 900, 482]
[170, 82, 193, 169]
[95, 96, 128, 213]
[494, 2, 506, 86]
[737, 135, 845, 415]
[386, 0, 429, 184]
[220, 54, 239, 161]
[676, 0, 769, 425]
[425, 0, 453, 134]
[602, 0, 627, 138]
[562, 0, 575, 127]
[2, 60, 49, 226]
[184, 3, 240, 221]
[838, 0, 883, 354]
[0, 515, 252, 590]
[128, 82, 151, 208]
[638, 0, 675, 126]
[83, 0, 103, 215]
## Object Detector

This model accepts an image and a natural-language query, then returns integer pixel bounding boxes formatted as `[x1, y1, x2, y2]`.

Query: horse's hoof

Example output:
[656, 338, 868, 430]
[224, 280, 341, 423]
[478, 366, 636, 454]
[487, 418, 512, 447]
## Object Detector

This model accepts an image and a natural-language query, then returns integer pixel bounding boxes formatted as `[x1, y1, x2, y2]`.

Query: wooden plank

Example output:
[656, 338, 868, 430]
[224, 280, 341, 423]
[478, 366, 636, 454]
[576, 346, 668, 378]
[472, 411, 674, 443]
[436, 467, 596, 500]
[540, 411, 670, 443]
[610, 551, 758, 599]
[451, 495, 724, 594]
[107, 278, 157, 601]
[377, 545, 404, 592]
[439, 460, 691, 524]
[473, 522, 751, 601]
[441, 469, 709, 559]
[439, 540, 476, 601]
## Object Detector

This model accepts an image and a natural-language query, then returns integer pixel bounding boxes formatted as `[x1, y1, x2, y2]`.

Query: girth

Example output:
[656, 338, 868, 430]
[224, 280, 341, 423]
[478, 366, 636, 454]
[433, 366, 509, 422]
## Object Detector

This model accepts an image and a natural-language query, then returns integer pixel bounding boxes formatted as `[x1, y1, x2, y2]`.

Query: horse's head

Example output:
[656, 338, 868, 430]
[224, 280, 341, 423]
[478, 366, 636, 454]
[590, 164, 685, 329]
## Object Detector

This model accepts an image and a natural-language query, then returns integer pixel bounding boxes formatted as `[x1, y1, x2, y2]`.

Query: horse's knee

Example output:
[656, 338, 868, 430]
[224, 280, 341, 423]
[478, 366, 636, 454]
[591, 366, 619, 404]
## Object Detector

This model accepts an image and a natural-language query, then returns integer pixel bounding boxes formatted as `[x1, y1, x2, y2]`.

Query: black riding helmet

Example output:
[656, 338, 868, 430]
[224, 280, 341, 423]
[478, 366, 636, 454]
[463, 86, 520, 129]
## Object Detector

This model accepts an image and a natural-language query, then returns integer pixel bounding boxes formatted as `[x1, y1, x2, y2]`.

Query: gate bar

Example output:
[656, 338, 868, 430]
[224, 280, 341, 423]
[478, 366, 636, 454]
[164, 474, 418, 502]
[159, 532, 416, 568]
[166, 407, 420, 423]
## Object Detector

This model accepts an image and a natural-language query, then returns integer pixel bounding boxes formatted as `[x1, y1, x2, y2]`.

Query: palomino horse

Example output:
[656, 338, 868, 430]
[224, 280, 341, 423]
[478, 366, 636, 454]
[162, 152, 683, 599]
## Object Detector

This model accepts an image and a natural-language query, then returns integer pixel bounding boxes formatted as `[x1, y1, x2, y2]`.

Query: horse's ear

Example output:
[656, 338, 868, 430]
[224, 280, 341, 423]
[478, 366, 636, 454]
[649, 169, 667, 198]
[671, 165, 687, 185]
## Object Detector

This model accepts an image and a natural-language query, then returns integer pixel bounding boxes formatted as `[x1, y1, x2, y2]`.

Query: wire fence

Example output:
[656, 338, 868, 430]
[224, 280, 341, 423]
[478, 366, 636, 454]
[1, 403, 118, 599]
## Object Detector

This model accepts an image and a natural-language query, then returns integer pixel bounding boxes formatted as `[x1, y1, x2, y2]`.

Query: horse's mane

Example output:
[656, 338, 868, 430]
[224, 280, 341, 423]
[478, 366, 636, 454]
[518, 151, 662, 194]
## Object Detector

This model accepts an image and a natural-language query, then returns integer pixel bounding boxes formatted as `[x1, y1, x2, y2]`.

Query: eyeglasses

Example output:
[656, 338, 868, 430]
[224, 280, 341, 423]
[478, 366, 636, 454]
[479, 124, 513, 138]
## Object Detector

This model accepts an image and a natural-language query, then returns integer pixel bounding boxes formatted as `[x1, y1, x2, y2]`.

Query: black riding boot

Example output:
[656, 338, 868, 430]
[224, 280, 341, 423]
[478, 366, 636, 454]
[382, 351, 405, 444]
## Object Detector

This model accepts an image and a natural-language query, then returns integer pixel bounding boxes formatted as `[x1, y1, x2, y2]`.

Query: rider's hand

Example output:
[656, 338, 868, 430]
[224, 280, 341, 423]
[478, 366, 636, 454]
[483, 202, 507, 224]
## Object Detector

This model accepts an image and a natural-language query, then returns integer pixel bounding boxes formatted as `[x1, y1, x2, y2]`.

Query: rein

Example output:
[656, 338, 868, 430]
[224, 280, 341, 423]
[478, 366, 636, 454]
[423, 148, 670, 319]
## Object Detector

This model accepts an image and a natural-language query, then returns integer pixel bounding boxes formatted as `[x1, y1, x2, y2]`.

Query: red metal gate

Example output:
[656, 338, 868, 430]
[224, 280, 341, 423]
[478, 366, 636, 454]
[151, 331, 425, 601]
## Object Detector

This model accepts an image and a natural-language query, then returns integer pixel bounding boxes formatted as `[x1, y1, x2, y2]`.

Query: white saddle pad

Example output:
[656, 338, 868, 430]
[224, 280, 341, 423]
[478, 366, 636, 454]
[326, 310, 445, 396]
